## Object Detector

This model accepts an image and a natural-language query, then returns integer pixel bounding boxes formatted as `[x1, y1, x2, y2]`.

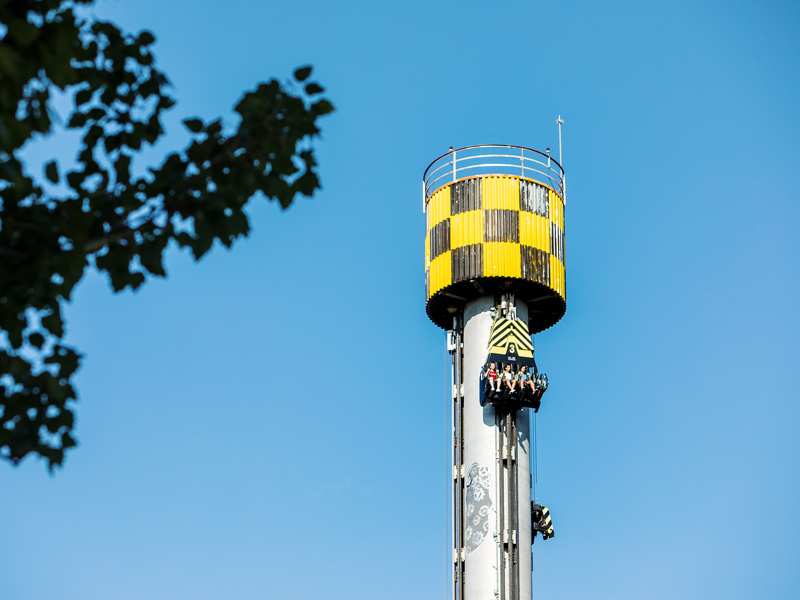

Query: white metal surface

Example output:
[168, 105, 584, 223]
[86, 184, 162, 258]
[516, 395, 532, 600]
[461, 296, 532, 600]
[423, 145, 565, 211]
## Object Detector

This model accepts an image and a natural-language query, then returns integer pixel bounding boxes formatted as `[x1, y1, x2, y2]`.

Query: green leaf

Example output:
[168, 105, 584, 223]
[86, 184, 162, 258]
[183, 118, 204, 133]
[42, 311, 64, 338]
[138, 31, 156, 46]
[139, 242, 166, 277]
[7, 18, 39, 47]
[75, 88, 93, 106]
[304, 83, 324, 95]
[67, 111, 88, 128]
[310, 99, 334, 116]
[45, 161, 59, 183]
[61, 432, 77, 450]
[27, 333, 46, 349]
[293, 66, 313, 81]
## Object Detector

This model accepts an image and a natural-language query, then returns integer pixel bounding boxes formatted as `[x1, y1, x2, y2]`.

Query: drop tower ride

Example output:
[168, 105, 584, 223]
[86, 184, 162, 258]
[423, 138, 567, 600]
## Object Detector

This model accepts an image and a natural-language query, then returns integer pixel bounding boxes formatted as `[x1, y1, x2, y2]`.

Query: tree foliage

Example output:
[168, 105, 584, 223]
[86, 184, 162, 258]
[0, 0, 334, 469]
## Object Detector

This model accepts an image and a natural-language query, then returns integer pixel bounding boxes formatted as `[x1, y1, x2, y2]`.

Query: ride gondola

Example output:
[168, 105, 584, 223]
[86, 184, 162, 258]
[480, 316, 549, 412]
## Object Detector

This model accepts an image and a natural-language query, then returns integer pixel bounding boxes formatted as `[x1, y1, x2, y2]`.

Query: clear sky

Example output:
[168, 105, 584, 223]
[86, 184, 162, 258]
[2, 0, 799, 598]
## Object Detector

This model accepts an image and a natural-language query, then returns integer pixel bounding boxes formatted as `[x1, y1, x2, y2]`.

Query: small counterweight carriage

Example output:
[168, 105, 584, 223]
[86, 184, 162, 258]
[531, 503, 555, 542]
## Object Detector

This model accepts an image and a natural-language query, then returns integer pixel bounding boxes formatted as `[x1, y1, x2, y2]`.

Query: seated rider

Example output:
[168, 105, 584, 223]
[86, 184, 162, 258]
[502, 364, 517, 392]
[516, 364, 532, 392]
[484, 362, 500, 392]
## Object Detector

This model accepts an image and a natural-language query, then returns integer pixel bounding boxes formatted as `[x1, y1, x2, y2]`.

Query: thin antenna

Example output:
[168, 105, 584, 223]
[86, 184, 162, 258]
[556, 115, 565, 204]
[555, 115, 564, 167]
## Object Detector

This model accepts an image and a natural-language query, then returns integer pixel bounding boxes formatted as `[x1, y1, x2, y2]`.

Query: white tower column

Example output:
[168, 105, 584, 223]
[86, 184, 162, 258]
[461, 296, 532, 600]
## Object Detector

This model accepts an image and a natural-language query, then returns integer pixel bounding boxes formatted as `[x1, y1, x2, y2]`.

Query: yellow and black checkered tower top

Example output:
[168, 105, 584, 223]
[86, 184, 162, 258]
[424, 145, 566, 333]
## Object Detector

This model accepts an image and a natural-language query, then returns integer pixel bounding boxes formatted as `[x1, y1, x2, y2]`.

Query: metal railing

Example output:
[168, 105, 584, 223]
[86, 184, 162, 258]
[422, 145, 565, 212]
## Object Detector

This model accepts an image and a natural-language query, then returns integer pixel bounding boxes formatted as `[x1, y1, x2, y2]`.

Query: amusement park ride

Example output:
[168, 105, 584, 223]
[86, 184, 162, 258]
[423, 123, 567, 600]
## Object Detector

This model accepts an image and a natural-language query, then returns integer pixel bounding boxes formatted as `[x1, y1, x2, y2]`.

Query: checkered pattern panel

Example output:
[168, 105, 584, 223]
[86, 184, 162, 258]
[425, 175, 566, 302]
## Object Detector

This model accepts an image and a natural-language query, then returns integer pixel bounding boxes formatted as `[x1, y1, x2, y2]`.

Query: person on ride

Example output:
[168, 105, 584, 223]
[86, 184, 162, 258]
[484, 362, 500, 392]
[517, 364, 535, 393]
[502, 364, 516, 392]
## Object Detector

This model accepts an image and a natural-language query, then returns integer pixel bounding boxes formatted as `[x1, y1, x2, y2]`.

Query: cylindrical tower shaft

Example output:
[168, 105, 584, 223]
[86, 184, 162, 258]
[460, 297, 532, 600]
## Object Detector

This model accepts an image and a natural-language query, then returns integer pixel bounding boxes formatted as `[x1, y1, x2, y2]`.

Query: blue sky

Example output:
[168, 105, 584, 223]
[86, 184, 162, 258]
[2, 0, 799, 598]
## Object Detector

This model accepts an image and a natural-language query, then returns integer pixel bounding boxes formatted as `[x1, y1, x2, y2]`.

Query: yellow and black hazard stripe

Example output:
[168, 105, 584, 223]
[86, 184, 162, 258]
[531, 503, 555, 541]
[486, 317, 535, 362]
[425, 175, 566, 333]
[539, 506, 554, 540]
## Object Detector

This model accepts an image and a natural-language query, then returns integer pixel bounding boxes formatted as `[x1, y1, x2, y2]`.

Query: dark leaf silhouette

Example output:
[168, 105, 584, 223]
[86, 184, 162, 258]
[0, 0, 333, 470]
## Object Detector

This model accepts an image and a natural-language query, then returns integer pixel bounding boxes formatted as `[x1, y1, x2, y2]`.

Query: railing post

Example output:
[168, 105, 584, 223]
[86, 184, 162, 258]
[451, 146, 456, 184]
[521, 147, 524, 178]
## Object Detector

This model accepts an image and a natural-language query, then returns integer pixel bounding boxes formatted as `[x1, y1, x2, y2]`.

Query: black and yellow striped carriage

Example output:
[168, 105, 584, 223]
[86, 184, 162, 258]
[480, 315, 548, 412]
